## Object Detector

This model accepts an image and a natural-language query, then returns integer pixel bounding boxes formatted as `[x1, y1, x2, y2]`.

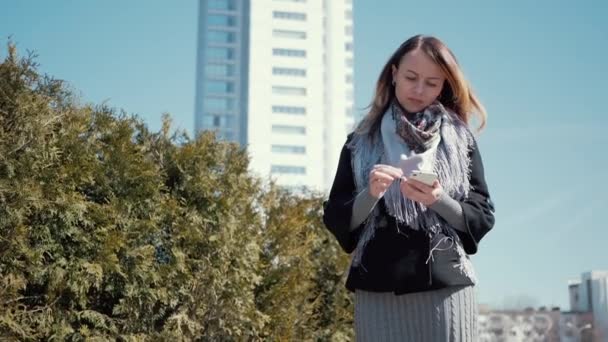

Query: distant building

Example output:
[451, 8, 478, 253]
[477, 308, 593, 341]
[559, 311, 594, 342]
[568, 270, 608, 341]
[477, 270, 608, 341]
[194, 0, 356, 192]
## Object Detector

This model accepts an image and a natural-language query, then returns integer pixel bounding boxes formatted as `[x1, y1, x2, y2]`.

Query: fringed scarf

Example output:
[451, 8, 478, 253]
[347, 100, 476, 274]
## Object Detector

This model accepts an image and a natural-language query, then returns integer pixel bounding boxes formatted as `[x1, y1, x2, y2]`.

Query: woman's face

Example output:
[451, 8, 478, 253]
[391, 48, 446, 113]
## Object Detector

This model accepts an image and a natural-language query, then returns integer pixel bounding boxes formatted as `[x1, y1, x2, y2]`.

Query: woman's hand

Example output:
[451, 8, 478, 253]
[400, 178, 443, 206]
[368, 164, 403, 198]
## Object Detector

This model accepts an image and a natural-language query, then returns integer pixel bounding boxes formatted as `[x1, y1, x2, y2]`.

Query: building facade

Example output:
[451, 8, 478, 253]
[476, 270, 608, 341]
[477, 308, 594, 342]
[195, 0, 355, 192]
[568, 270, 608, 341]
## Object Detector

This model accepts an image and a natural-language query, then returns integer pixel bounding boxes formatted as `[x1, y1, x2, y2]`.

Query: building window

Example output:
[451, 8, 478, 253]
[205, 63, 235, 77]
[272, 67, 306, 77]
[272, 86, 306, 96]
[345, 57, 354, 67]
[208, 0, 236, 10]
[206, 47, 235, 60]
[272, 48, 306, 58]
[345, 25, 353, 36]
[272, 105, 306, 115]
[200, 114, 234, 128]
[272, 125, 306, 135]
[345, 42, 353, 51]
[273, 29, 307, 40]
[346, 88, 354, 100]
[205, 80, 235, 94]
[345, 9, 353, 19]
[217, 115, 234, 127]
[207, 14, 236, 27]
[207, 30, 236, 43]
[204, 97, 235, 111]
[345, 74, 353, 83]
[271, 165, 306, 175]
[201, 115, 215, 127]
[273, 11, 307, 21]
[271, 145, 306, 154]
[345, 106, 354, 117]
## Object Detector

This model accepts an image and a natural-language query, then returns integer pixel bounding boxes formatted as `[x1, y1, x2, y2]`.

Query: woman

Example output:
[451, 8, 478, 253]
[323, 34, 496, 341]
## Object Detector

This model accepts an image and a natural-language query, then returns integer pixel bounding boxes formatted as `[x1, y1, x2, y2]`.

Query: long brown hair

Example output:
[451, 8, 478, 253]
[356, 34, 487, 135]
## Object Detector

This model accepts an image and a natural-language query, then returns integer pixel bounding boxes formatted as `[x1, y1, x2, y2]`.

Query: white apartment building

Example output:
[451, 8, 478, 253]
[195, 0, 355, 192]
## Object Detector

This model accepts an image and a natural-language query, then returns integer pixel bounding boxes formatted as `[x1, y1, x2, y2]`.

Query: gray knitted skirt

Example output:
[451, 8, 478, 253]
[354, 285, 477, 342]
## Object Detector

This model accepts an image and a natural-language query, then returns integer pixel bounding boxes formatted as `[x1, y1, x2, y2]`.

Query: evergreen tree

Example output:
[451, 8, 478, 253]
[0, 42, 353, 341]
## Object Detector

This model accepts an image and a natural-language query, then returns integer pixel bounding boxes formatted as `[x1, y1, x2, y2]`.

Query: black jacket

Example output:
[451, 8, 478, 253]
[322, 133, 495, 295]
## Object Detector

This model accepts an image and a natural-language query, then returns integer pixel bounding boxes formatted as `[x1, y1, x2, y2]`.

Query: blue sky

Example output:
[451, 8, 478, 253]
[2, 0, 607, 310]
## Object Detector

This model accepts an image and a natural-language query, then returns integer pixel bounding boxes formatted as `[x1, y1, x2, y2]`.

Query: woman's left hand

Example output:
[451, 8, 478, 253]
[400, 178, 443, 206]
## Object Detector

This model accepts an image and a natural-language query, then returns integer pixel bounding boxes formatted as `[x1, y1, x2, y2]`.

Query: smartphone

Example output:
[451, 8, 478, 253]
[409, 170, 438, 186]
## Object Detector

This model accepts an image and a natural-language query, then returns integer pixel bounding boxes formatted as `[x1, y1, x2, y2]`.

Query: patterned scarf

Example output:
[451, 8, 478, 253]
[347, 101, 476, 274]
[392, 100, 443, 153]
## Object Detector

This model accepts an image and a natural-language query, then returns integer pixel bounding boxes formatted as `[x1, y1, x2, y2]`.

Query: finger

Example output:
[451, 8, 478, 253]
[370, 166, 396, 177]
[373, 169, 404, 182]
[402, 182, 430, 202]
[373, 165, 403, 179]
[386, 166, 405, 178]
[401, 181, 421, 197]
[374, 180, 392, 196]
[371, 172, 397, 183]
[371, 180, 391, 196]
[369, 170, 390, 186]
[406, 179, 432, 193]
[373, 164, 403, 173]
[372, 164, 392, 169]
[431, 189, 443, 200]
[404, 188, 424, 203]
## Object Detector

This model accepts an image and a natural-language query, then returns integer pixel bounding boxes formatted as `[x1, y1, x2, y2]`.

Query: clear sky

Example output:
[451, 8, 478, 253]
[2, 0, 607, 310]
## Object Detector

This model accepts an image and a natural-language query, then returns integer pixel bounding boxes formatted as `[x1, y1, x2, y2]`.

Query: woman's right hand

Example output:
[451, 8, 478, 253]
[368, 164, 404, 198]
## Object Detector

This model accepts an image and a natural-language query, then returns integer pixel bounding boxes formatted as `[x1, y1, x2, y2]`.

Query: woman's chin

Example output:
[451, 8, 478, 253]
[403, 104, 425, 113]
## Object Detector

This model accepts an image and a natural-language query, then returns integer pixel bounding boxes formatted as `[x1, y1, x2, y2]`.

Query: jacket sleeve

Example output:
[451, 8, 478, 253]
[455, 140, 496, 254]
[322, 135, 365, 254]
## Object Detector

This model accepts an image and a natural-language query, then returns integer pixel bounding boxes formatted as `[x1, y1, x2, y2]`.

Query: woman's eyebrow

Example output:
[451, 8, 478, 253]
[405, 69, 442, 80]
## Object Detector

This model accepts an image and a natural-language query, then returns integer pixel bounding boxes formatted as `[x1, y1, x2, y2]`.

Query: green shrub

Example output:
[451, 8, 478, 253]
[0, 42, 353, 341]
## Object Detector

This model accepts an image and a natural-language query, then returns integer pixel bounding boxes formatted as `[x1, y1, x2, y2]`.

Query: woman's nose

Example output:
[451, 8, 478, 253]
[414, 81, 424, 95]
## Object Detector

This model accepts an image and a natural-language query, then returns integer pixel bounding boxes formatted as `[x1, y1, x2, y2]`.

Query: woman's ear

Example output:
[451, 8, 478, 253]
[391, 65, 397, 83]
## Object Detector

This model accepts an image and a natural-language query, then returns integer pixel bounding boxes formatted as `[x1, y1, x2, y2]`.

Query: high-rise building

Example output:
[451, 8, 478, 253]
[568, 270, 608, 340]
[195, 0, 355, 192]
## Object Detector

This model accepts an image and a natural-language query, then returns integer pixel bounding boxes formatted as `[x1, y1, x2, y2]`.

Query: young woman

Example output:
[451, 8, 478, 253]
[323, 34, 496, 341]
